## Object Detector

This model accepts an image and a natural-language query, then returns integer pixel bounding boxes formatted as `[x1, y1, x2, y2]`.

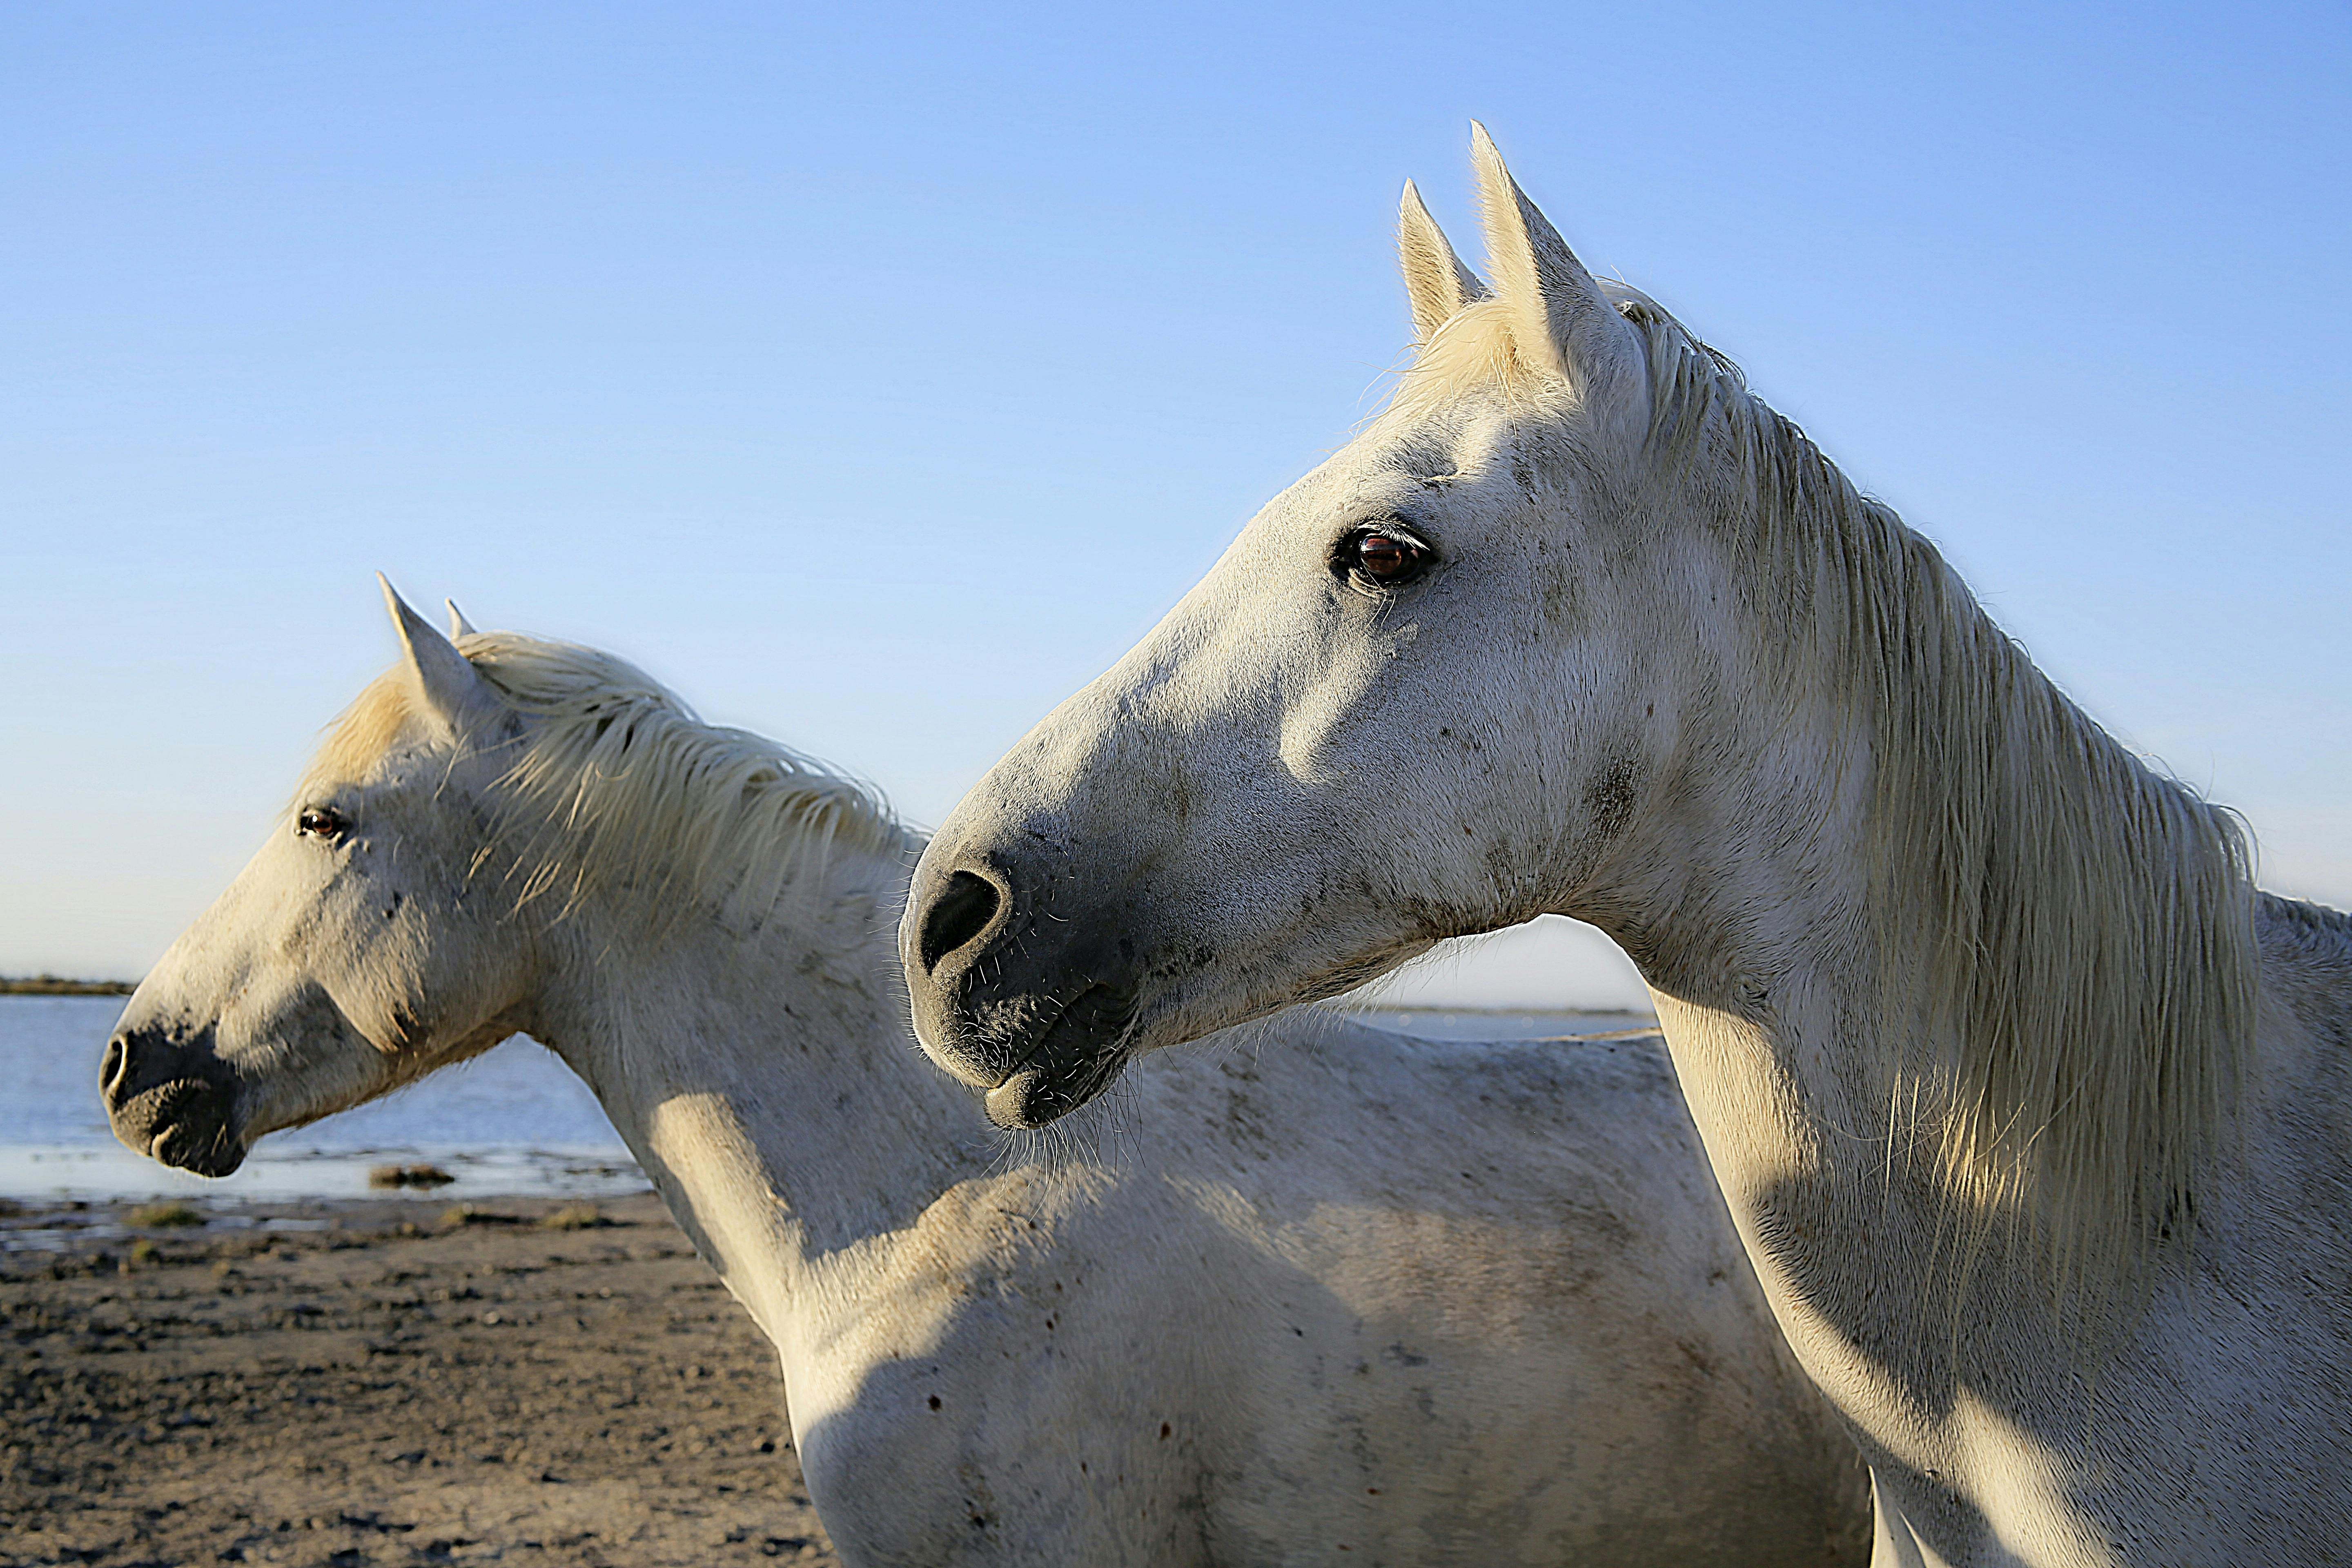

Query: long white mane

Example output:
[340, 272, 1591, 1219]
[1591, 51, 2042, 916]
[1400, 288, 2258, 1294]
[316, 633, 909, 930]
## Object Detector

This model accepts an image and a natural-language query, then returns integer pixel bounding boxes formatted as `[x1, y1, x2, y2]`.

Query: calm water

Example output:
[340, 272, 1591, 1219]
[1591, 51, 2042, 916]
[0, 996, 1652, 1201]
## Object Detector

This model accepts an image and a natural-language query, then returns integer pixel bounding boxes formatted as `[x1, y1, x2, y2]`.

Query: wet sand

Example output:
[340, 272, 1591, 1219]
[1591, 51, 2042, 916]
[0, 1193, 836, 1566]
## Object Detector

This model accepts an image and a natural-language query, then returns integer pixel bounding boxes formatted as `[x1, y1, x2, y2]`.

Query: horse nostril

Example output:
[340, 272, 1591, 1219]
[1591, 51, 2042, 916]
[101, 1035, 128, 1100]
[920, 870, 1004, 973]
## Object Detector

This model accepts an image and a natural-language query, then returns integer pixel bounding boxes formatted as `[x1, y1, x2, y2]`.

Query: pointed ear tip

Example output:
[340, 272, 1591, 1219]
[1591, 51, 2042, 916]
[378, 573, 418, 624]
[1468, 138, 1512, 207]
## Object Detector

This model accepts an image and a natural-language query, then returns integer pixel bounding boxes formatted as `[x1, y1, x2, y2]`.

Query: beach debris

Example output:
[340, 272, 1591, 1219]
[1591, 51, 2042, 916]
[128, 1201, 205, 1228]
[369, 1162, 457, 1189]
[539, 1203, 611, 1231]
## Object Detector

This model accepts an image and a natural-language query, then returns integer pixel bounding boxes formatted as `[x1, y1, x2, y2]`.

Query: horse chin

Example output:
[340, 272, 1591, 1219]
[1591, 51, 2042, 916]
[980, 957, 1334, 1127]
[980, 973, 1274, 1127]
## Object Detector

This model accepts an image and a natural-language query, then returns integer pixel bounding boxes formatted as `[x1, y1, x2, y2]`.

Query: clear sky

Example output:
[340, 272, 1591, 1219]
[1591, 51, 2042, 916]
[4, 2, 2346, 1004]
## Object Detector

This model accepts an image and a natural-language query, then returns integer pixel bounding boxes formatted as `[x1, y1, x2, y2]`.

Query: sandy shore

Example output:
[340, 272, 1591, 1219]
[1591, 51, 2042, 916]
[0, 1193, 836, 1566]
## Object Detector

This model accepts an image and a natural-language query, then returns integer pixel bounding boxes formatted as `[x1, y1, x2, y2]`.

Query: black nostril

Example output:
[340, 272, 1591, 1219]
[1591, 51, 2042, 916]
[100, 1036, 128, 1099]
[920, 870, 1004, 973]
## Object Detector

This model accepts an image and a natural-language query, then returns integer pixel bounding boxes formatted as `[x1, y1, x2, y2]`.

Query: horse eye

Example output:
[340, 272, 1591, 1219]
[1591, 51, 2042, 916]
[297, 806, 350, 840]
[1340, 528, 1431, 588]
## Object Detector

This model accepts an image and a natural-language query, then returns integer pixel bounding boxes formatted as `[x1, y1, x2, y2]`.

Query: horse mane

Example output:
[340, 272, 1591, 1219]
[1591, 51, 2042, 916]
[313, 633, 909, 930]
[1395, 290, 2258, 1296]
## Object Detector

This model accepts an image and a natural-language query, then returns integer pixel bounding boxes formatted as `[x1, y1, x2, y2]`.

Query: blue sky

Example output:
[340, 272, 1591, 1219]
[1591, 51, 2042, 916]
[4, 2, 2346, 1000]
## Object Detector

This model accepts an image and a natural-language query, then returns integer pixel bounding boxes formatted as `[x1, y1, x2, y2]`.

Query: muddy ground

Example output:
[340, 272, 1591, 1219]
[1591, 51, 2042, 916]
[0, 1193, 837, 1567]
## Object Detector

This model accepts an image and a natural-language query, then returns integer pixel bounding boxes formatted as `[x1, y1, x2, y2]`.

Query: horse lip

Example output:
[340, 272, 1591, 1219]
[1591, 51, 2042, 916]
[986, 984, 1102, 1083]
[149, 1125, 246, 1178]
[135, 1082, 247, 1177]
[984, 1070, 1056, 1129]
[978, 987, 1136, 1130]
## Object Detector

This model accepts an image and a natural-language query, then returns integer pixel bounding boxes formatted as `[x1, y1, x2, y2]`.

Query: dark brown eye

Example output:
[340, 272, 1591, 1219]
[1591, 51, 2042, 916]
[297, 806, 350, 840]
[1338, 527, 1432, 588]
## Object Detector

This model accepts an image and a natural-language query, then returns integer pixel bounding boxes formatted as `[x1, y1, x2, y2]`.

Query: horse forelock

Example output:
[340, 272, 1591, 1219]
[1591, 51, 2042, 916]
[1386, 276, 2258, 1300]
[306, 672, 419, 794]
[307, 633, 909, 929]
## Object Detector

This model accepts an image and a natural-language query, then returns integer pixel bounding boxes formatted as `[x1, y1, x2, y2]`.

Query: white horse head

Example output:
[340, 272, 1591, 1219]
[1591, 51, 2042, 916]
[103, 585, 538, 1172]
[103, 581, 889, 1175]
[903, 125, 1752, 1125]
[901, 125, 2253, 1251]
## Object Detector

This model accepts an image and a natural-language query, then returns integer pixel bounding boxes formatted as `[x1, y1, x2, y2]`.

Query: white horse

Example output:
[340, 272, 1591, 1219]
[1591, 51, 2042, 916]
[103, 586, 1867, 1567]
[900, 127, 2352, 1565]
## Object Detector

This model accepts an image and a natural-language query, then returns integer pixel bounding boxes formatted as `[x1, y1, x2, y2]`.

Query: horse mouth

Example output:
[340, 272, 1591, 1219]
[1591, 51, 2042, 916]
[980, 986, 1137, 1130]
[118, 1082, 247, 1178]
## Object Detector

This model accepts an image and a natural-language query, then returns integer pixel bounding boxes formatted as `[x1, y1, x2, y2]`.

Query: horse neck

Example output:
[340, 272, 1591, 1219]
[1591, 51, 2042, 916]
[528, 835, 989, 1328]
[1575, 446, 2082, 1147]
[1569, 495, 1888, 1060]
[1574, 636, 1894, 1180]
[1569, 446, 2254, 1376]
[1561, 527, 2031, 1403]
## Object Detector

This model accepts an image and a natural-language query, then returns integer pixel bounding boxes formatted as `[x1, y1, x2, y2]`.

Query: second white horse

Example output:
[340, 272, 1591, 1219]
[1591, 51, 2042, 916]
[102, 587, 1865, 1567]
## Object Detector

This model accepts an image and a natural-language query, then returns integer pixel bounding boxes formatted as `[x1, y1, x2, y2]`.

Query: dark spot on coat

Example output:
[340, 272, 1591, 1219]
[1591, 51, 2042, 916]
[1582, 760, 1643, 841]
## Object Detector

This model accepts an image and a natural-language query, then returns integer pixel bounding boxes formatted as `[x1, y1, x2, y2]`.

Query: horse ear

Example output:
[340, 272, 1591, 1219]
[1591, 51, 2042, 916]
[1467, 124, 1647, 429]
[445, 599, 478, 639]
[379, 575, 495, 738]
[1399, 180, 1488, 342]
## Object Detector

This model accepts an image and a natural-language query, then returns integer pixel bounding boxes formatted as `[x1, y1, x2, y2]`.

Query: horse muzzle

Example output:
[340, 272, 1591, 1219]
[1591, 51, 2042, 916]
[901, 855, 1143, 1129]
[101, 1023, 246, 1177]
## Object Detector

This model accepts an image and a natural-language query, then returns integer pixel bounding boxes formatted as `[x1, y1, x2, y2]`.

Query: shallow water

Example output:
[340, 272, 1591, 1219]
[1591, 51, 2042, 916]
[0, 995, 1653, 1200]
[1336, 1004, 1658, 1043]
[0, 995, 639, 1202]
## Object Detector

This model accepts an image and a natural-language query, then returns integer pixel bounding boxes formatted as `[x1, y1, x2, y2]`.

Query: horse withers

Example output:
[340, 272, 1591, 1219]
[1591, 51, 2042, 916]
[105, 584, 1866, 1567]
